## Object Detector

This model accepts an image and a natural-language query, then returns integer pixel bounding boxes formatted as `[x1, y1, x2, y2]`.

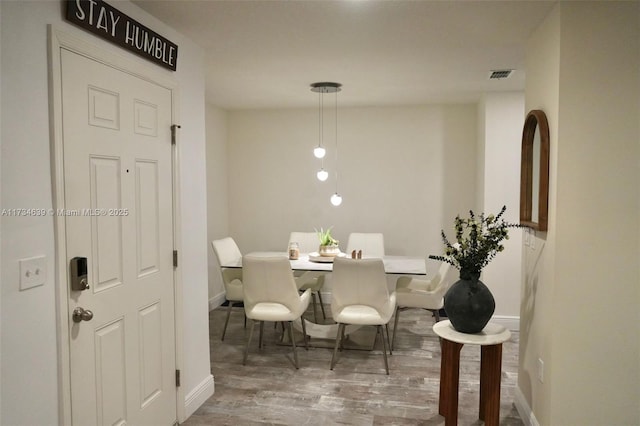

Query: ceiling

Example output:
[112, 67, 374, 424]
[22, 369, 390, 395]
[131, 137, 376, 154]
[132, 0, 556, 110]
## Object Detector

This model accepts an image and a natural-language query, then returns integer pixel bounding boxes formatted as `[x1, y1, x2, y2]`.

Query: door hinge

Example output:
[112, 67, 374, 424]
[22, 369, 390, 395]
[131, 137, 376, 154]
[173, 250, 178, 268]
[175, 369, 181, 387]
[171, 124, 181, 145]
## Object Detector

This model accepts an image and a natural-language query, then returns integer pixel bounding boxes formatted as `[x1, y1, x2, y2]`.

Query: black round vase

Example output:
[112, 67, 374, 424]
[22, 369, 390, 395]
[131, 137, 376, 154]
[444, 276, 495, 334]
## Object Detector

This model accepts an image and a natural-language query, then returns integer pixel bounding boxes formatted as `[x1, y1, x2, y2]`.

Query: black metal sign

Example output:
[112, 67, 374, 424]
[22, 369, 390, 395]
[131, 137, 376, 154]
[66, 0, 178, 71]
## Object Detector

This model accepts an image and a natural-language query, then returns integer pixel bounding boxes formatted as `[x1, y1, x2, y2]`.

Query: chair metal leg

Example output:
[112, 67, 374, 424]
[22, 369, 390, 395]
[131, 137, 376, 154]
[311, 292, 319, 323]
[243, 320, 255, 365]
[385, 323, 392, 355]
[287, 321, 299, 369]
[330, 323, 345, 370]
[258, 321, 265, 349]
[433, 309, 441, 322]
[317, 291, 327, 319]
[221, 301, 234, 341]
[379, 325, 390, 375]
[392, 307, 401, 351]
[301, 317, 309, 350]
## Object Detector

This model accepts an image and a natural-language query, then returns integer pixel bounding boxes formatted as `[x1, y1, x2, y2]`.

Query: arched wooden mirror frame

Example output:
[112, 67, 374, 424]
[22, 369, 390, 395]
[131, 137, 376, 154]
[520, 109, 550, 231]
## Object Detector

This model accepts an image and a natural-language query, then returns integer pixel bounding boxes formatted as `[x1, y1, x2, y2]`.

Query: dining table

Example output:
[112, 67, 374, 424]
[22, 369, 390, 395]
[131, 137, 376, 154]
[221, 251, 427, 345]
[220, 251, 427, 275]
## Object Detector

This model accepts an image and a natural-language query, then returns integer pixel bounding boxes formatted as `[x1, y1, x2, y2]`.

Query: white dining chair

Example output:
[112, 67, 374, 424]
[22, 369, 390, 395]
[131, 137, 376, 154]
[392, 261, 455, 350]
[289, 231, 327, 322]
[330, 257, 396, 375]
[289, 231, 321, 254]
[211, 237, 244, 341]
[346, 232, 385, 258]
[242, 255, 311, 369]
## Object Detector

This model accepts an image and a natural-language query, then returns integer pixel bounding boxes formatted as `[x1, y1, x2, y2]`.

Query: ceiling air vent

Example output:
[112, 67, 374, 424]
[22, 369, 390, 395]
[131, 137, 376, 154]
[489, 69, 513, 79]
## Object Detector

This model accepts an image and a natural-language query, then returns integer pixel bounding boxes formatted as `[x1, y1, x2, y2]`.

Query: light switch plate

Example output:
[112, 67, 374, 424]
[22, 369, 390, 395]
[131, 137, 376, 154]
[19, 255, 47, 290]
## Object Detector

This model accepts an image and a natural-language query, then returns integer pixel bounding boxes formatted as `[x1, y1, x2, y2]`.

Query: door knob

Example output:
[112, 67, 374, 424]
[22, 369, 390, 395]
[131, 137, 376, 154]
[72, 307, 94, 323]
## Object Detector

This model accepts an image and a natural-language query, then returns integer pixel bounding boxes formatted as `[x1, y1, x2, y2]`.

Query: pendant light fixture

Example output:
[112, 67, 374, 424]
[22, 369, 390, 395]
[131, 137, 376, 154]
[311, 82, 341, 157]
[311, 82, 343, 205]
[311, 83, 333, 159]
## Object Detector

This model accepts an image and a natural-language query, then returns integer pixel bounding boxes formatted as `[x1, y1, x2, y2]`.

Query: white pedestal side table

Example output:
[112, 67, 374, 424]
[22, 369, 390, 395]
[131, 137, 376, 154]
[433, 320, 511, 426]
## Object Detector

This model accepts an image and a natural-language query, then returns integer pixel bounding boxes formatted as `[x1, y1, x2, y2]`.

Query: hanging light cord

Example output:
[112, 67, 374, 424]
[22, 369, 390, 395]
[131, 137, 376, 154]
[319, 90, 323, 150]
[334, 89, 339, 192]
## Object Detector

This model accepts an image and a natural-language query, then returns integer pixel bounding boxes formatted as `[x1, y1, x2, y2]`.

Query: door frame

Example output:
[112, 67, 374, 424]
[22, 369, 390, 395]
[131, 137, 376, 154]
[48, 25, 185, 425]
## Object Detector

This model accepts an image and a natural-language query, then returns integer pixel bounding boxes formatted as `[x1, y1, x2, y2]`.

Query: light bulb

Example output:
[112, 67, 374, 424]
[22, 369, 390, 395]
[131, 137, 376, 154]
[313, 146, 326, 159]
[317, 169, 328, 181]
[330, 193, 342, 206]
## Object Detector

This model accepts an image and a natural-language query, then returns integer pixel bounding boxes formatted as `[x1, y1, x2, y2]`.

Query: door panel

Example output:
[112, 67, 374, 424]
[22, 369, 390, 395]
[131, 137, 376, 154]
[61, 48, 176, 426]
[136, 160, 160, 277]
[95, 319, 127, 426]
[139, 301, 163, 407]
[91, 156, 124, 291]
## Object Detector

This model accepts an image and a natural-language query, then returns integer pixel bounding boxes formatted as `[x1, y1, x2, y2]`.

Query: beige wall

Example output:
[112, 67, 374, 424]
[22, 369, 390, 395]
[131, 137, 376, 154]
[206, 106, 229, 305]
[480, 93, 525, 320]
[519, 3, 640, 425]
[225, 105, 477, 277]
[519, 6, 561, 422]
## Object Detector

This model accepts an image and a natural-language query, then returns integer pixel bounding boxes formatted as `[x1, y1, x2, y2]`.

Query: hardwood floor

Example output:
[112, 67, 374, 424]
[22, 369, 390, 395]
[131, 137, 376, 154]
[183, 304, 523, 425]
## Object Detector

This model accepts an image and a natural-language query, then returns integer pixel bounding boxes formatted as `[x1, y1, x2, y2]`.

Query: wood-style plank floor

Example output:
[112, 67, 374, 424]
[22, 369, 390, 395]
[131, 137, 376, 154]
[183, 304, 523, 425]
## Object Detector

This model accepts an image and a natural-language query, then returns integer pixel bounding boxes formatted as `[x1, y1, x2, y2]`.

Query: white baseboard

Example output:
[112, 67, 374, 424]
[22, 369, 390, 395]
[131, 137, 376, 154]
[208, 292, 226, 311]
[183, 374, 215, 420]
[491, 315, 520, 331]
[514, 386, 539, 426]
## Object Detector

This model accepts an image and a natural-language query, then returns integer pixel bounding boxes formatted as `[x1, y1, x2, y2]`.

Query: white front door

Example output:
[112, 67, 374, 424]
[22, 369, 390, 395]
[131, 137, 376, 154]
[61, 48, 177, 425]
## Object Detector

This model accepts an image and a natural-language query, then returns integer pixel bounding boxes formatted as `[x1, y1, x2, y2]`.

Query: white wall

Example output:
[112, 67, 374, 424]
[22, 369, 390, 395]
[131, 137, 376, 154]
[0, 2, 3, 418]
[226, 105, 477, 280]
[2, 3, 67, 423]
[518, 3, 640, 425]
[206, 105, 229, 306]
[0, 1, 211, 424]
[480, 92, 525, 322]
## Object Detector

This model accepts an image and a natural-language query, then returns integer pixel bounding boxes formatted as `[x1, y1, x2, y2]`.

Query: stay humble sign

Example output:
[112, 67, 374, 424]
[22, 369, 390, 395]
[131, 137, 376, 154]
[66, 0, 178, 71]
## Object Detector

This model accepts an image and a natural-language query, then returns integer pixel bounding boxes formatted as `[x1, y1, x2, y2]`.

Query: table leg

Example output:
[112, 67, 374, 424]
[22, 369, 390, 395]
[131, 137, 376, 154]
[479, 343, 503, 426]
[439, 339, 463, 425]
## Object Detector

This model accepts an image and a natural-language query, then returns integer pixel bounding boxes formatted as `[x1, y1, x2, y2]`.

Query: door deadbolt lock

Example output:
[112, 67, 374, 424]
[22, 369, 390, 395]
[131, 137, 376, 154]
[70, 257, 90, 291]
[72, 307, 94, 323]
